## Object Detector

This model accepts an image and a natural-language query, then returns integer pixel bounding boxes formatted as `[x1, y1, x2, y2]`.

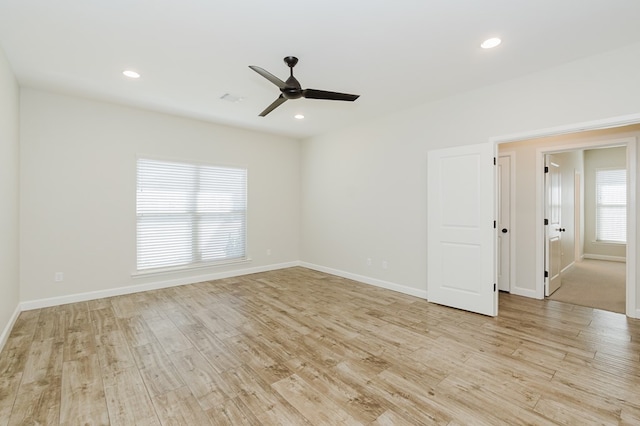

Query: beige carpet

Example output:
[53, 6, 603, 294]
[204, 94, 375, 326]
[548, 259, 626, 314]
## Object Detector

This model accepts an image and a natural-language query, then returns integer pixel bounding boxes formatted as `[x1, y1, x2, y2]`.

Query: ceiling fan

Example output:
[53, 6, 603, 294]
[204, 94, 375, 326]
[249, 56, 360, 117]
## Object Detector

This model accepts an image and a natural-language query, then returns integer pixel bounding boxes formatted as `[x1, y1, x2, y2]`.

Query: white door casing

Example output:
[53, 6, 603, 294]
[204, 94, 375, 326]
[574, 171, 582, 263]
[427, 142, 497, 316]
[545, 155, 563, 296]
[492, 114, 638, 317]
[498, 155, 512, 292]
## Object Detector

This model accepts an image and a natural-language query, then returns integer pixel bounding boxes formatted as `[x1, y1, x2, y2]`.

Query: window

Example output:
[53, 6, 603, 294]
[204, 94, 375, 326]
[136, 158, 247, 271]
[595, 168, 626, 243]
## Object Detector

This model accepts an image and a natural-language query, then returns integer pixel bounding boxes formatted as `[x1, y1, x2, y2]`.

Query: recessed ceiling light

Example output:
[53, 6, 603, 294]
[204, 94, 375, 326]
[294, 114, 304, 120]
[481, 37, 502, 49]
[122, 70, 140, 79]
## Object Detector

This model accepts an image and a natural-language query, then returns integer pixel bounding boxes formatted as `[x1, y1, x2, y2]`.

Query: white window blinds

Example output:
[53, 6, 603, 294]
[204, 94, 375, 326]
[136, 158, 247, 271]
[595, 168, 626, 243]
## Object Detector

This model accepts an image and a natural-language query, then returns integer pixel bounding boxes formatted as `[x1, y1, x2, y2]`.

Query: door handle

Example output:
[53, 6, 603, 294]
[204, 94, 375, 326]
[501, 228, 508, 233]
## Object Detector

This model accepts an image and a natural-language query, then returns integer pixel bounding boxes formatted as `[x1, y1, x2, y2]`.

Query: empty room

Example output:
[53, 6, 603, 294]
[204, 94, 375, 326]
[1, 1, 640, 424]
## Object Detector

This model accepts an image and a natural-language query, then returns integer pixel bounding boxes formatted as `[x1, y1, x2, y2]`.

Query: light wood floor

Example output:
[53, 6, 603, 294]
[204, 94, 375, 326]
[1, 267, 639, 425]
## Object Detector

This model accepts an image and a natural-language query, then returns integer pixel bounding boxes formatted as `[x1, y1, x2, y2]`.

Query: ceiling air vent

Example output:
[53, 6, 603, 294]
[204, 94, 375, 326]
[220, 93, 244, 103]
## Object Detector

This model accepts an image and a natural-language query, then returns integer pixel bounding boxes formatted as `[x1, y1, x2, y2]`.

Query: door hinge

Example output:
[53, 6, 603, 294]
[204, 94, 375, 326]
[544, 218, 549, 225]
[494, 283, 497, 292]
[493, 220, 497, 229]
[544, 270, 549, 278]
[493, 157, 496, 165]
[544, 166, 549, 173]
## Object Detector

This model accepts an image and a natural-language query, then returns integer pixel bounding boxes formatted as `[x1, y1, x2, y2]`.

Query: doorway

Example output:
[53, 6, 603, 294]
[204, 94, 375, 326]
[497, 152, 515, 292]
[496, 122, 639, 317]
[538, 145, 628, 313]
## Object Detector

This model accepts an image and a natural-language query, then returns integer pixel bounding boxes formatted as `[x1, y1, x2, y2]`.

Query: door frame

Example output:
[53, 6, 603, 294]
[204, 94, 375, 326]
[536, 138, 636, 313]
[491, 112, 640, 318]
[574, 170, 582, 263]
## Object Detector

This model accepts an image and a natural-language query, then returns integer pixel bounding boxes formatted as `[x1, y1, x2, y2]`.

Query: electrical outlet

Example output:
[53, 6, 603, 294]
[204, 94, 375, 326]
[382, 261, 388, 269]
[54, 272, 64, 282]
[366, 258, 372, 266]
[267, 249, 272, 256]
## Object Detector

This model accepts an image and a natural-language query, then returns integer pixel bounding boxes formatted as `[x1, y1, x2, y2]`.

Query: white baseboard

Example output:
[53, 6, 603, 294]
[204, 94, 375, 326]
[300, 262, 428, 299]
[561, 262, 575, 274]
[0, 304, 21, 353]
[510, 286, 542, 300]
[583, 254, 626, 262]
[20, 261, 300, 311]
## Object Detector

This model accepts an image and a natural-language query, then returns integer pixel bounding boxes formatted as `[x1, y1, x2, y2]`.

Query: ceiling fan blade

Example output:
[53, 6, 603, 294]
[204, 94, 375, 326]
[249, 65, 286, 89]
[303, 89, 360, 101]
[259, 95, 287, 117]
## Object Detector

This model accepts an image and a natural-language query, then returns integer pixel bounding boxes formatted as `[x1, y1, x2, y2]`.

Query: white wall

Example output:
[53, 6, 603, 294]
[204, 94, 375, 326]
[584, 146, 627, 259]
[0, 46, 20, 345]
[555, 150, 583, 270]
[300, 41, 640, 310]
[20, 89, 301, 304]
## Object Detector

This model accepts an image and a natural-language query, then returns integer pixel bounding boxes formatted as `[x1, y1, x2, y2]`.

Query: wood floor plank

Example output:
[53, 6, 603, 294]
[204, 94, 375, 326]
[0, 335, 32, 380]
[7, 310, 40, 339]
[131, 341, 185, 397]
[271, 373, 360, 425]
[95, 330, 136, 374]
[206, 395, 264, 426]
[330, 359, 449, 425]
[111, 295, 149, 319]
[434, 374, 556, 426]
[285, 356, 388, 424]
[370, 409, 420, 426]
[117, 315, 158, 348]
[152, 386, 213, 425]
[34, 306, 67, 342]
[549, 367, 639, 410]
[21, 337, 63, 385]
[7, 378, 62, 426]
[620, 402, 640, 426]
[219, 364, 311, 425]
[60, 302, 92, 334]
[0, 370, 21, 426]
[63, 331, 97, 361]
[60, 355, 109, 425]
[102, 367, 160, 426]
[90, 307, 121, 336]
[444, 359, 542, 411]
[533, 396, 619, 425]
[179, 324, 242, 373]
[169, 348, 233, 411]
[145, 317, 193, 355]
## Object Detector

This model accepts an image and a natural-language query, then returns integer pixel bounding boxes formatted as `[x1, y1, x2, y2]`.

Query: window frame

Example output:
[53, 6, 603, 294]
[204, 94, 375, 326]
[595, 166, 627, 244]
[135, 156, 248, 274]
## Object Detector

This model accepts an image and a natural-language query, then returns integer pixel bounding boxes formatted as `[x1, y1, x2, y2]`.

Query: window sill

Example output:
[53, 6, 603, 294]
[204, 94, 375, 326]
[592, 240, 626, 246]
[131, 257, 252, 278]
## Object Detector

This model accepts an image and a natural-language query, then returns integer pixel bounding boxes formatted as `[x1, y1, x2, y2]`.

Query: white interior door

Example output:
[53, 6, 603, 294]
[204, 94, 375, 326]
[498, 155, 511, 292]
[427, 142, 497, 316]
[545, 154, 563, 296]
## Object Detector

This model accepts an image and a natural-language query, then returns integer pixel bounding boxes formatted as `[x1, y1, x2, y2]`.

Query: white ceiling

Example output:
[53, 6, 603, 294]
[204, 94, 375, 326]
[2, 0, 640, 140]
